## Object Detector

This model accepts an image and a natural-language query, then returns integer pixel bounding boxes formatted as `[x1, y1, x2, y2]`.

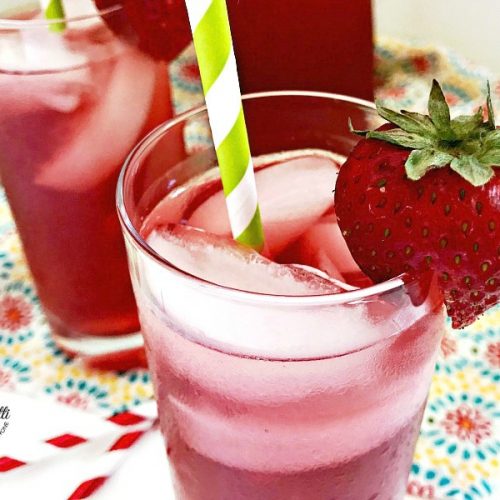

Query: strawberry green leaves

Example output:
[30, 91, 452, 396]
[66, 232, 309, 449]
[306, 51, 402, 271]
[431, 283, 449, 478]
[362, 128, 433, 149]
[376, 103, 435, 135]
[450, 109, 483, 140]
[479, 130, 500, 164]
[487, 82, 496, 130]
[352, 80, 500, 187]
[406, 149, 453, 180]
[428, 80, 456, 141]
[450, 156, 495, 186]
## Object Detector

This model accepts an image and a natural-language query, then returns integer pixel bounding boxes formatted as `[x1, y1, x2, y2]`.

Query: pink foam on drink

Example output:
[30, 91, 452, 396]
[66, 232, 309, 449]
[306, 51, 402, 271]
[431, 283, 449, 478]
[189, 155, 339, 255]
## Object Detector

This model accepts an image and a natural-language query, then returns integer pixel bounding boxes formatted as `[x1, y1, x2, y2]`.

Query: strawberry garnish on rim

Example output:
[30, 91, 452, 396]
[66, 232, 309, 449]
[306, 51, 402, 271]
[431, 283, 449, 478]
[335, 80, 499, 328]
[94, 0, 192, 61]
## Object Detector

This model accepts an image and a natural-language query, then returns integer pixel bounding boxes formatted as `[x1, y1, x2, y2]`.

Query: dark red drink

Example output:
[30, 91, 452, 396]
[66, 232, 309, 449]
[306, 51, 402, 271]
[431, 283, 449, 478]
[228, 0, 374, 99]
[0, 4, 176, 366]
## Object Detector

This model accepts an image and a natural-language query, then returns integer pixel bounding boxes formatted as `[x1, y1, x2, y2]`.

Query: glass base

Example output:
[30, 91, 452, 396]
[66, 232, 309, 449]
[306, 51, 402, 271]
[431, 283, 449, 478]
[44, 307, 146, 370]
[53, 331, 147, 370]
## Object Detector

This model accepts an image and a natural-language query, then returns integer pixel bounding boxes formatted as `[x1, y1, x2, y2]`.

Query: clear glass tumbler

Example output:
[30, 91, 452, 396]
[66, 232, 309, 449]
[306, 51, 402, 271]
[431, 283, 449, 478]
[0, 2, 182, 368]
[118, 92, 445, 499]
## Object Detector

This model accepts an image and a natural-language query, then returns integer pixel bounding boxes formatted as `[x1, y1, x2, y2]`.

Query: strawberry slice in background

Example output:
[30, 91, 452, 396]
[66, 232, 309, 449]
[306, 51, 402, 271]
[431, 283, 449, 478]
[94, 0, 192, 61]
[335, 80, 499, 328]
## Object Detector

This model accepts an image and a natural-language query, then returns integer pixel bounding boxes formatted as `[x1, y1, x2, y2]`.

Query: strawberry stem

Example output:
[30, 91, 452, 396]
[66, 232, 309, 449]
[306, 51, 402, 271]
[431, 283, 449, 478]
[351, 80, 499, 187]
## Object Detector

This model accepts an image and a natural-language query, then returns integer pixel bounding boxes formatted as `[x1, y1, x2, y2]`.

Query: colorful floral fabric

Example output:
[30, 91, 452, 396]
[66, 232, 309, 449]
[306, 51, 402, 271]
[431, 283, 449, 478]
[411, 314, 500, 499]
[0, 39, 498, 499]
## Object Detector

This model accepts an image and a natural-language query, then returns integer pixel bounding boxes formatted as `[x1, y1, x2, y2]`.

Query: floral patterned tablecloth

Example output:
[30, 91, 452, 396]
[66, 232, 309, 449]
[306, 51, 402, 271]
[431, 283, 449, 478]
[0, 39, 498, 500]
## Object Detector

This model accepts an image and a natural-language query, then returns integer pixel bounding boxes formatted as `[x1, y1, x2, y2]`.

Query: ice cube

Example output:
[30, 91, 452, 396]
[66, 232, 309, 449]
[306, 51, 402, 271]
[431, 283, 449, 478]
[0, 14, 113, 114]
[147, 224, 341, 295]
[0, 1, 104, 74]
[35, 44, 157, 191]
[40, 66, 96, 113]
[0, 63, 94, 118]
[138, 224, 413, 362]
[293, 215, 372, 286]
[21, 26, 90, 73]
[189, 155, 339, 255]
[30, 34, 87, 72]
[140, 224, 391, 361]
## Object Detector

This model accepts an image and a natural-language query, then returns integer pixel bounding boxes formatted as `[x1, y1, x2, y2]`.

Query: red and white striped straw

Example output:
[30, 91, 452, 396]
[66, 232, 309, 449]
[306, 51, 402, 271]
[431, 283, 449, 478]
[0, 395, 158, 498]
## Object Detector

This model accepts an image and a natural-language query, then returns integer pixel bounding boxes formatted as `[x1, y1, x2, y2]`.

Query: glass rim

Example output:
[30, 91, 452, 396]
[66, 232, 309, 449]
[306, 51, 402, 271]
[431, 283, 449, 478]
[0, 4, 122, 29]
[117, 90, 408, 307]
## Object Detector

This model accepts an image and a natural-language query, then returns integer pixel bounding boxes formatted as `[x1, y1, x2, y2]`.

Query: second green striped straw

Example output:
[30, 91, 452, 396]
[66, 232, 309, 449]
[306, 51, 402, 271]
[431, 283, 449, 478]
[185, 0, 265, 251]
[40, 0, 66, 32]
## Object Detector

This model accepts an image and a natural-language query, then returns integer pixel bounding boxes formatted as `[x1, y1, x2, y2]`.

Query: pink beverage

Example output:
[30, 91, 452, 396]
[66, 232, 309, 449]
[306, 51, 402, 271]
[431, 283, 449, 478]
[0, 2, 181, 367]
[118, 93, 445, 498]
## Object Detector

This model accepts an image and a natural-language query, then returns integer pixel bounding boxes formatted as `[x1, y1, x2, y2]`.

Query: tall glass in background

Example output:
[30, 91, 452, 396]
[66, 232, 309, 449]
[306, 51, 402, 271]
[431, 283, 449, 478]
[229, 0, 374, 99]
[0, 1, 184, 367]
[118, 93, 445, 499]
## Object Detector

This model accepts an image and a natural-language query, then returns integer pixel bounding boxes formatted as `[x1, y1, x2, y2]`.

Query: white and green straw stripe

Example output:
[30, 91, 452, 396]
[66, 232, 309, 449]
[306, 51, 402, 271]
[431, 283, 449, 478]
[185, 0, 265, 250]
[40, 0, 66, 32]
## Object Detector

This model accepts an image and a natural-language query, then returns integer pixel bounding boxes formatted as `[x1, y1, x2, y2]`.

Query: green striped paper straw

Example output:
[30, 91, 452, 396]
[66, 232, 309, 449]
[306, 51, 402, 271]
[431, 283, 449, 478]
[40, 0, 66, 32]
[185, 0, 265, 251]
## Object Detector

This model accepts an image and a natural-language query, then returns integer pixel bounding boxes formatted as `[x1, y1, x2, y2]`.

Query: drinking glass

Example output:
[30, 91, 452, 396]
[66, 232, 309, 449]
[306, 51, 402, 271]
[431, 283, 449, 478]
[118, 92, 445, 499]
[0, 1, 182, 367]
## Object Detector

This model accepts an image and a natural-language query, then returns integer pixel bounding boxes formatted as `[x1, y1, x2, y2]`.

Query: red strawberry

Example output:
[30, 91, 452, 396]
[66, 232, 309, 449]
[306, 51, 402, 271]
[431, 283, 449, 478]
[94, 0, 192, 61]
[335, 80, 499, 328]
